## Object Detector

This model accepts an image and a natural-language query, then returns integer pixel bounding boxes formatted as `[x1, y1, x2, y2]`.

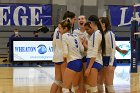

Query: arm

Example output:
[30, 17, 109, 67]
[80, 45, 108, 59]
[87, 57, 96, 69]
[116, 46, 128, 54]
[109, 32, 116, 66]
[87, 32, 102, 69]
[52, 28, 58, 50]
[79, 38, 85, 54]
[82, 39, 88, 51]
[62, 34, 68, 62]
[85, 32, 102, 77]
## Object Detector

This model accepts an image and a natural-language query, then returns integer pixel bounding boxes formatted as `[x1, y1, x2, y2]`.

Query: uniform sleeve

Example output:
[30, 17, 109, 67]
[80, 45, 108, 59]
[78, 37, 84, 54]
[62, 34, 68, 57]
[52, 28, 58, 50]
[92, 32, 102, 57]
[109, 32, 116, 66]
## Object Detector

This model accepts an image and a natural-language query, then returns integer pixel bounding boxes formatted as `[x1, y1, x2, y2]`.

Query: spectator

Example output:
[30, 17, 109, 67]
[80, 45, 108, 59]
[3, 28, 21, 62]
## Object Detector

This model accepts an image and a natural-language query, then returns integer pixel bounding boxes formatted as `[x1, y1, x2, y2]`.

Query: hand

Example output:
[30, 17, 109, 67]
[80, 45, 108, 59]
[80, 37, 84, 44]
[84, 68, 91, 77]
[107, 66, 115, 72]
[121, 50, 128, 54]
[82, 39, 88, 48]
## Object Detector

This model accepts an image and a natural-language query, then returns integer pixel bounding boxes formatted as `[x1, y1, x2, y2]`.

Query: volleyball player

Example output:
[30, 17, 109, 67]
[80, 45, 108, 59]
[73, 15, 88, 93]
[58, 19, 84, 93]
[97, 17, 128, 93]
[83, 15, 105, 93]
[50, 11, 76, 93]
[98, 17, 116, 93]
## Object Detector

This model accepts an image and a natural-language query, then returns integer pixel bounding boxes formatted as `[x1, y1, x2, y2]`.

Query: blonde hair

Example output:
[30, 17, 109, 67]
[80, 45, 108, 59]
[59, 19, 72, 31]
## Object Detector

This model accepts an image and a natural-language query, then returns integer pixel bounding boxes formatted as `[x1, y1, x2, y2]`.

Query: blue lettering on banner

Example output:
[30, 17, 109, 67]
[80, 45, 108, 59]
[15, 47, 36, 52]
[48, 47, 53, 52]
[0, 4, 52, 26]
[30, 56, 52, 60]
[15, 46, 53, 53]
[109, 5, 140, 26]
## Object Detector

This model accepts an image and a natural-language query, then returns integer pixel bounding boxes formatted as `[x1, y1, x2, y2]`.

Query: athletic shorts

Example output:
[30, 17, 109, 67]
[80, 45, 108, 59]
[67, 59, 83, 72]
[103, 56, 117, 67]
[86, 58, 102, 71]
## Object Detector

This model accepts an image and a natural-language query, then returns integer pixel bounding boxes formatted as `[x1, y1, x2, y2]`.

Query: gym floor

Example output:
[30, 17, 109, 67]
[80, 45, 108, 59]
[0, 59, 139, 93]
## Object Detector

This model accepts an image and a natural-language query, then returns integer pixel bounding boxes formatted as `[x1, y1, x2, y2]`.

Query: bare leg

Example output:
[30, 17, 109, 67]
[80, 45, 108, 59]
[50, 64, 62, 93]
[62, 68, 77, 93]
[104, 66, 115, 93]
[85, 68, 98, 93]
[72, 72, 81, 93]
[98, 68, 105, 93]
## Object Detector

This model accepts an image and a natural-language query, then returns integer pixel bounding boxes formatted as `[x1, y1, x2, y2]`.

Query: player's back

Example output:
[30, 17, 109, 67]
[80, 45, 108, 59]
[62, 33, 84, 62]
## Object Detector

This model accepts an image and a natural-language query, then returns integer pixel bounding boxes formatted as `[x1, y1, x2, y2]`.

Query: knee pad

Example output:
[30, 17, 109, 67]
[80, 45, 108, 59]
[97, 84, 104, 91]
[89, 86, 98, 93]
[85, 84, 90, 91]
[73, 85, 79, 91]
[106, 85, 115, 92]
[62, 88, 69, 93]
[54, 80, 62, 87]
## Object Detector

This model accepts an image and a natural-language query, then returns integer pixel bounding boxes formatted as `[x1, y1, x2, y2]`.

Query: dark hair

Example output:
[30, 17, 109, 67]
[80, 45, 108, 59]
[59, 18, 72, 31]
[63, 11, 75, 20]
[63, 11, 75, 32]
[88, 15, 105, 55]
[84, 22, 91, 28]
[99, 17, 111, 33]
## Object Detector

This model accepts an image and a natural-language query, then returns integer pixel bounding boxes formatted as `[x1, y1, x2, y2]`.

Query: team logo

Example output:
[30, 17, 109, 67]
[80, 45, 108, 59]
[37, 44, 47, 54]
[118, 44, 130, 57]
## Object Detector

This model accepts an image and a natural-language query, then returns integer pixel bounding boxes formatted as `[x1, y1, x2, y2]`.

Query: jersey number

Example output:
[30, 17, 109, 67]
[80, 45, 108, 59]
[74, 39, 78, 48]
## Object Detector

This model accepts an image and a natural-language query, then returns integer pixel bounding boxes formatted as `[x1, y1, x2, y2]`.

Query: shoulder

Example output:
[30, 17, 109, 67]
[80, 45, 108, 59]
[108, 31, 115, 37]
[54, 27, 59, 33]
[73, 29, 80, 34]
[62, 33, 70, 37]
[95, 30, 102, 36]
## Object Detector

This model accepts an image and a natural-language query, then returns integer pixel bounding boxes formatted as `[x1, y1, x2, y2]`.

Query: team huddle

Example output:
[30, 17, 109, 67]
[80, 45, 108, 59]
[50, 11, 127, 93]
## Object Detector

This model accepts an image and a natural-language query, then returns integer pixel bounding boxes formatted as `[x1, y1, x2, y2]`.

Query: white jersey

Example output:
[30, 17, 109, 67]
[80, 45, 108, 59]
[104, 31, 116, 66]
[73, 28, 88, 39]
[73, 28, 88, 56]
[87, 30, 103, 65]
[62, 33, 84, 62]
[52, 28, 63, 62]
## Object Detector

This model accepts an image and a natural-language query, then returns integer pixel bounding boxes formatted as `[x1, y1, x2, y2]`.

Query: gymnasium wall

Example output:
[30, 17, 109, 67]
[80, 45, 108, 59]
[0, 0, 53, 56]
[98, 0, 140, 37]
[0, 0, 139, 56]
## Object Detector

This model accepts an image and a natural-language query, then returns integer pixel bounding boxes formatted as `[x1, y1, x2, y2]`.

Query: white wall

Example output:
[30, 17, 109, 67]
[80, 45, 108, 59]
[52, 0, 66, 5]
[84, 0, 97, 6]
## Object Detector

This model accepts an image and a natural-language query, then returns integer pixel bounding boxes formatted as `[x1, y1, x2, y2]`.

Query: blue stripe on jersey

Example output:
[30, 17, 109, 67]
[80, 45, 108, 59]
[93, 33, 95, 47]
[110, 32, 113, 48]
[56, 31, 59, 39]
